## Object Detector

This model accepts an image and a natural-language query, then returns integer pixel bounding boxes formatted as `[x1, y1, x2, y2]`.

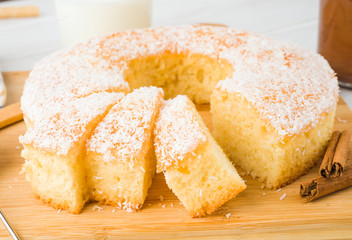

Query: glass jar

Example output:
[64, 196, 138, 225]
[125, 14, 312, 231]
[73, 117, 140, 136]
[318, 0, 352, 88]
[55, 0, 152, 47]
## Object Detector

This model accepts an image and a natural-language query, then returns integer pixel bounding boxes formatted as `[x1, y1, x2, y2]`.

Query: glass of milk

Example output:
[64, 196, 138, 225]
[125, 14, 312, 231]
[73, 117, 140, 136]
[55, 0, 151, 47]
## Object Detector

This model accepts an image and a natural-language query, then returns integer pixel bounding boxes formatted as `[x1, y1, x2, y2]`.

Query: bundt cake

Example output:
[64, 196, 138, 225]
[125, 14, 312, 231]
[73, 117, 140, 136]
[20, 25, 339, 214]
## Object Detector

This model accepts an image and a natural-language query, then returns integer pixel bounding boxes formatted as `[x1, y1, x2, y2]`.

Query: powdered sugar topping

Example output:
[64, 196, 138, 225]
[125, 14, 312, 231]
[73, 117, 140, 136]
[19, 92, 123, 155]
[21, 24, 338, 146]
[154, 95, 208, 172]
[86, 87, 163, 163]
[216, 37, 338, 137]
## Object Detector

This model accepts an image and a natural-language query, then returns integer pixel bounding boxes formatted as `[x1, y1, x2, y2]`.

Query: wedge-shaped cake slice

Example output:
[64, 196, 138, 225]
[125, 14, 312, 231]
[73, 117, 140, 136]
[154, 95, 246, 217]
[85, 87, 163, 211]
[19, 92, 124, 213]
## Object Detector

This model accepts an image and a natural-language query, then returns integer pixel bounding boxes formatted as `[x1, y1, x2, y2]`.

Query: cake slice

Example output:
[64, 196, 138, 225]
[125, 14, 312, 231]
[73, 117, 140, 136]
[85, 87, 163, 211]
[154, 95, 246, 217]
[19, 92, 124, 213]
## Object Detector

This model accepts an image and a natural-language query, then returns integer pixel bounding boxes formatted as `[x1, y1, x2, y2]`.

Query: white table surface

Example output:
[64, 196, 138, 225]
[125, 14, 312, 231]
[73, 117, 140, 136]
[1, 0, 351, 108]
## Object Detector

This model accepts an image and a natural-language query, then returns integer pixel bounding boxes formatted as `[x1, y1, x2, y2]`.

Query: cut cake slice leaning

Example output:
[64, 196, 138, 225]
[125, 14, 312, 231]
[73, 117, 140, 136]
[85, 87, 164, 211]
[154, 95, 246, 217]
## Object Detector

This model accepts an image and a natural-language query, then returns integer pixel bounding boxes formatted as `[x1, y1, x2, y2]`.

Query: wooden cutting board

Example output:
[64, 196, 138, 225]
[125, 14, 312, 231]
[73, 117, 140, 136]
[1, 71, 352, 240]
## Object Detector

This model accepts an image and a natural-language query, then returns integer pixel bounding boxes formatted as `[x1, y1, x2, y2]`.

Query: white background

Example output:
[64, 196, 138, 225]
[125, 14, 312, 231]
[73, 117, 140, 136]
[1, 0, 351, 107]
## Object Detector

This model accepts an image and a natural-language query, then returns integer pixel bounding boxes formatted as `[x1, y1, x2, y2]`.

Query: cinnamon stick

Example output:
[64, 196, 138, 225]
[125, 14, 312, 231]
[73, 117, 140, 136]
[319, 130, 351, 178]
[300, 168, 352, 201]
[332, 130, 352, 177]
[319, 131, 341, 178]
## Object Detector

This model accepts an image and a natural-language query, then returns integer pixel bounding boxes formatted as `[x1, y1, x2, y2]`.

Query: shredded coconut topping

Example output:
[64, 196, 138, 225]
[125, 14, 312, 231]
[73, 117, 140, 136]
[87, 87, 163, 163]
[19, 92, 123, 155]
[115, 200, 140, 212]
[21, 25, 338, 151]
[154, 95, 208, 172]
[21, 46, 129, 126]
[216, 36, 338, 137]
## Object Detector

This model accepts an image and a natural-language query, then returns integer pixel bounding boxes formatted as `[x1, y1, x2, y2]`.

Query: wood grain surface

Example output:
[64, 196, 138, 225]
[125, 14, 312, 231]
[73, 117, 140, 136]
[1, 72, 352, 239]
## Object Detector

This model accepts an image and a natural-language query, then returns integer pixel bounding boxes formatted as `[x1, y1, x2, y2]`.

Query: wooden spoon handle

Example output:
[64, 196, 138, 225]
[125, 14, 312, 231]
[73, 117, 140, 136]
[0, 6, 39, 19]
[0, 102, 23, 129]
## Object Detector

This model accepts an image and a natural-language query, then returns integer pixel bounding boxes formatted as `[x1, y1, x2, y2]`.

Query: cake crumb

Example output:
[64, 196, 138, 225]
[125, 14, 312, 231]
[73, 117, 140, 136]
[199, 189, 203, 197]
[261, 185, 265, 189]
[276, 188, 282, 192]
[226, 213, 231, 219]
[16, 146, 20, 149]
[92, 205, 103, 212]
[112, 209, 116, 213]
[171, 203, 174, 207]
[162, 205, 166, 208]
[57, 209, 62, 213]
[94, 176, 103, 180]
[262, 193, 266, 197]
[14, 178, 18, 182]
[98, 191, 103, 194]
[140, 166, 145, 172]
[9, 186, 12, 189]
[280, 193, 287, 200]
[159, 195, 164, 202]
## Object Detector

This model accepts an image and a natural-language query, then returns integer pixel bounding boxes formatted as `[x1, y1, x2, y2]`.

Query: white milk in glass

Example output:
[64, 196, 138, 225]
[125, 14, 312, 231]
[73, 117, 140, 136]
[55, 0, 151, 47]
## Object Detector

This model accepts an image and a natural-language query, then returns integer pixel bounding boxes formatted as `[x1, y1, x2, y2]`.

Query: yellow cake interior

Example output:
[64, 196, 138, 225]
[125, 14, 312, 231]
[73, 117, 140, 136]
[22, 145, 87, 213]
[21, 97, 117, 213]
[84, 87, 163, 210]
[211, 90, 335, 189]
[154, 96, 246, 217]
[164, 138, 246, 217]
[124, 53, 335, 189]
[124, 53, 233, 104]
[85, 142, 156, 210]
